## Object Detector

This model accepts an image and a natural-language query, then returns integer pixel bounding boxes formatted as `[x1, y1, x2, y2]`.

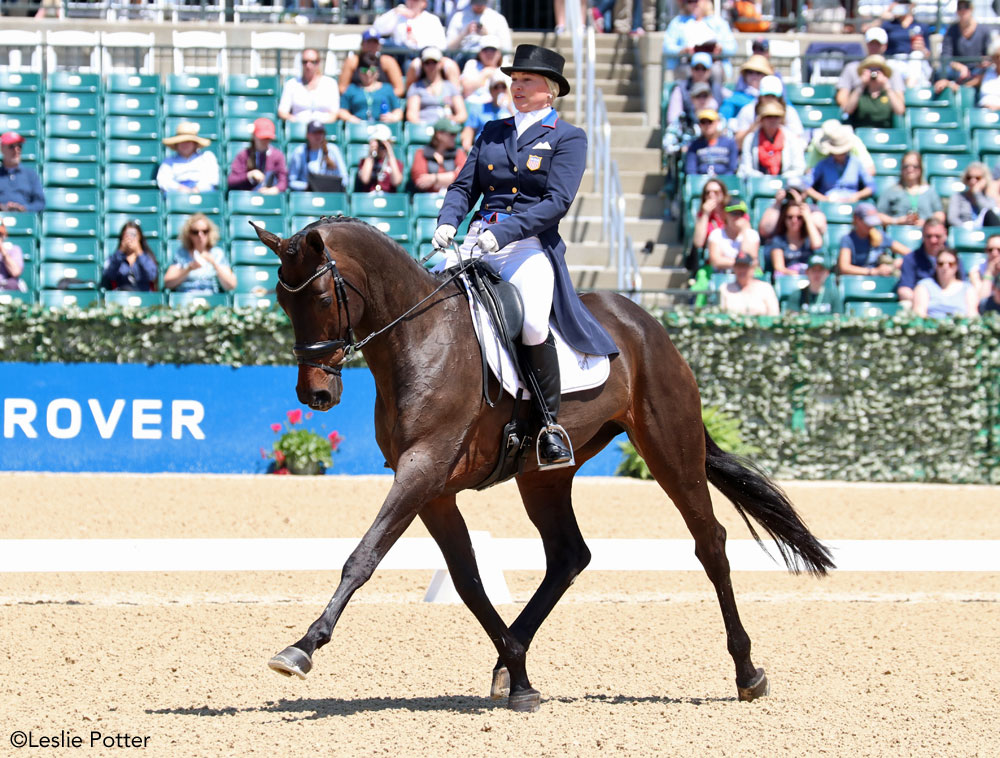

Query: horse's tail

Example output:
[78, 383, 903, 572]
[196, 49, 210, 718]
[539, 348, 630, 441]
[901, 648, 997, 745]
[703, 426, 835, 576]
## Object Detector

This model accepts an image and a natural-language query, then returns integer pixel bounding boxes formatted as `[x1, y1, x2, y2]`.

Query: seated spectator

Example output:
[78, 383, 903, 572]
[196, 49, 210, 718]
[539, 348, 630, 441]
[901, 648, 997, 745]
[663, 0, 737, 78]
[288, 121, 349, 192]
[157, 122, 220, 195]
[228, 118, 288, 195]
[980, 277, 1000, 314]
[733, 75, 804, 147]
[844, 55, 905, 129]
[0, 221, 25, 291]
[947, 163, 1000, 229]
[355, 124, 403, 193]
[805, 124, 874, 204]
[876, 151, 944, 227]
[406, 46, 467, 126]
[976, 41, 1000, 110]
[460, 36, 507, 123]
[162, 213, 235, 294]
[719, 252, 779, 315]
[461, 71, 512, 150]
[897, 218, 954, 303]
[935, 1, 992, 95]
[766, 192, 824, 276]
[805, 120, 876, 177]
[837, 27, 904, 110]
[758, 178, 828, 242]
[664, 52, 727, 146]
[446, 0, 513, 55]
[837, 203, 908, 277]
[411, 118, 467, 193]
[969, 233, 1000, 300]
[338, 53, 404, 124]
[708, 201, 760, 272]
[913, 247, 979, 318]
[0, 132, 44, 212]
[339, 29, 406, 98]
[719, 55, 772, 123]
[101, 221, 157, 292]
[873, 2, 921, 58]
[738, 101, 807, 179]
[278, 48, 340, 124]
[373, 0, 447, 52]
[790, 255, 844, 315]
[683, 109, 738, 176]
[691, 177, 730, 253]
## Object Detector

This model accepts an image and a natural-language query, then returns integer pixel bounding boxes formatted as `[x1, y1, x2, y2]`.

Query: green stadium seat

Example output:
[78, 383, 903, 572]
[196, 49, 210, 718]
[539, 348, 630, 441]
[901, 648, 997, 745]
[105, 188, 162, 214]
[870, 152, 902, 176]
[845, 300, 900, 317]
[225, 142, 248, 166]
[168, 292, 230, 308]
[906, 106, 961, 132]
[43, 212, 99, 239]
[855, 127, 909, 154]
[44, 163, 100, 188]
[872, 175, 897, 196]
[228, 191, 285, 216]
[38, 290, 101, 309]
[232, 292, 277, 308]
[0, 71, 42, 93]
[164, 94, 220, 119]
[922, 153, 966, 178]
[0, 290, 33, 305]
[966, 109, 1000, 132]
[44, 114, 100, 140]
[797, 105, 842, 130]
[913, 129, 969, 154]
[233, 265, 279, 295]
[45, 92, 100, 117]
[840, 275, 898, 302]
[104, 291, 166, 308]
[46, 72, 100, 94]
[45, 138, 100, 163]
[105, 93, 160, 118]
[105, 212, 162, 241]
[346, 121, 403, 144]
[17, 136, 41, 165]
[817, 201, 855, 225]
[45, 188, 100, 213]
[165, 74, 221, 96]
[404, 122, 435, 146]
[903, 87, 952, 108]
[39, 261, 100, 289]
[106, 116, 161, 142]
[411, 193, 445, 218]
[105, 162, 159, 189]
[106, 139, 162, 165]
[930, 175, 964, 199]
[775, 275, 809, 312]
[346, 143, 370, 169]
[227, 74, 281, 98]
[40, 237, 100, 263]
[0, 114, 40, 138]
[231, 240, 278, 266]
[357, 216, 411, 243]
[414, 216, 437, 244]
[783, 83, 836, 106]
[948, 226, 1000, 253]
[285, 121, 341, 143]
[290, 215, 323, 230]
[0, 212, 38, 238]
[224, 96, 278, 120]
[223, 117, 259, 147]
[826, 224, 852, 257]
[0, 91, 41, 115]
[164, 116, 222, 143]
[743, 175, 785, 202]
[350, 193, 409, 218]
[105, 73, 162, 95]
[972, 129, 1000, 158]
[164, 191, 224, 216]
[958, 252, 987, 273]
[886, 225, 923, 250]
[229, 214, 284, 240]
[288, 192, 349, 217]
[7, 236, 36, 267]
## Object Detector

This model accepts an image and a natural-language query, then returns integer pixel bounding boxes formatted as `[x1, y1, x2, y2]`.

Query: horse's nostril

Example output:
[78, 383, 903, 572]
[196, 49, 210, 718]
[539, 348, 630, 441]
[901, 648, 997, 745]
[312, 389, 333, 407]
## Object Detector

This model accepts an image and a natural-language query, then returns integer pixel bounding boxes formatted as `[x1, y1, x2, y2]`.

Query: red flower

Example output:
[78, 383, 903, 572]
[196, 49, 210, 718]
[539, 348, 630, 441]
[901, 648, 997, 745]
[328, 431, 344, 451]
[274, 450, 285, 464]
[273, 467, 290, 475]
[270, 423, 282, 433]
[287, 409, 303, 425]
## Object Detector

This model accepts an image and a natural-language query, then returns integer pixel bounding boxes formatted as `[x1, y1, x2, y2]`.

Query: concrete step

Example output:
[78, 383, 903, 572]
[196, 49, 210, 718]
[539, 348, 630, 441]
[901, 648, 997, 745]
[571, 192, 667, 219]
[564, 217, 675, 245]
[562, 92, 644, 113]
[565, 241, 683, 268]
[564, 111, 648, 127]
[564, 62, 638, 80]
[568, 266, 689, 291]
[603, 146, 663, 172]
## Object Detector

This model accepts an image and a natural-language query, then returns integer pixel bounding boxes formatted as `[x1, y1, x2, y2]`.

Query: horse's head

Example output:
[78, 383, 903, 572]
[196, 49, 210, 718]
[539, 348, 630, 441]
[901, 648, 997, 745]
[255, 221, 365, 411]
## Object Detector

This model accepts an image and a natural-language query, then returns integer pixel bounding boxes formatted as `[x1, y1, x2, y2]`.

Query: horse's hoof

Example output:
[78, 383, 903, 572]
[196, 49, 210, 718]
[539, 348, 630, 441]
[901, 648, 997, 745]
[268, 646, 312, 679]
[490, 666, 510, 699]
[508, 687, 541, 713]
[737, 667, 769, 702]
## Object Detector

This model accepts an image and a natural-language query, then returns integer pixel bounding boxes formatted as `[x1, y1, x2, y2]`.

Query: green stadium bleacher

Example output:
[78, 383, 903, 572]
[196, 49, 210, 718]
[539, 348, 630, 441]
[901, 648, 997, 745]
[948, 226, 1000, 253]
[43, 212, 100, 239]
[288, 192, 349, 218]
[18, 136, 41, 164]
[229, 214, 284, 241]
[797, 104, 842, 131]
[44, 163, 100, 188]
[840, 275, 898, 303]
[224, 95, 279, 120]
[165, 94, 220, 119]
[784, 83, 835, 106]
[404, 122, 435, 146]
[350, 193, 409, 218]
[906, 106, 961, 132]
[231, 240, 278, 266]
[930, 175, 963, 199]
[913, 129, 969, 155]
[228, 191, 285, 216]
[845, 301, 900, 318]
[285, 121, 341, 144]
[106, 115, 161, 141]
[233, 265, 279, 295]
[39, 260, 100, 289]
[0, 114, 40, 138]
[163, 116, 222, 143]
[227, 74, 280, 98]
[345, 121, 403, 144]
[106, 139, 162, 164]
[45, 137, 100, 163]
[105, 93, 161, 118]
[903, 87, 952, 109]
[105, 188, 162, 214]
[104, 291, 166, 308]
[0, 289, 33, 305]
[46, 92, 101, 118]
[1, 212, 39, 239]
[40, 237, 100, 263]
[972, 129, 1000, 159]
[165, 74, 221, 96]
[164, 190, 224, 216]
[168, 292, 230, 308]
[232, 292, 277, 309]
[0, 91, 41, 116]
[105, 73, 162, 96]
[45, 187, 100, 213]
[886, 225, 923, 250]
[966, 108, 1000, 133]
[358, 216, 411, 244]
[922, 153, 966, 178]
[105, 162, 159, 189]
[39, 290, 101, 309]
[870, 152, 902, 176]
[0, 71, 42, 93]
[47, 72, 101, 94]
[817, 201, 855, 226]
[855, 127, 908, 154]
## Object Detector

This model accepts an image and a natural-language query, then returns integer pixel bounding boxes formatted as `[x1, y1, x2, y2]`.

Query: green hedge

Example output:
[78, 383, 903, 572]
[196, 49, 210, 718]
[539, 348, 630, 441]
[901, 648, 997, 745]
[2, 303, 999, 482]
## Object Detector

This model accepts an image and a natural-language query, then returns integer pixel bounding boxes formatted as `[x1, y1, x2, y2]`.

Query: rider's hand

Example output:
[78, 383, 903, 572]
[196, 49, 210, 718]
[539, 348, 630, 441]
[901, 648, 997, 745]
[432, 223, 456, 249]
[476, 230, 499, 254]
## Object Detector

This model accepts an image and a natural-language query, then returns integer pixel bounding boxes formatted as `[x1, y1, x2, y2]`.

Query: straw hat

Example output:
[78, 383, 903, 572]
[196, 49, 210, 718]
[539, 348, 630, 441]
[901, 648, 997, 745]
[758, 100, 786, 118]
[858, 54, 893, 78]
[740, 54, 773, 76]
[817, 120, 853, 155]
[163, 121, 211, 147]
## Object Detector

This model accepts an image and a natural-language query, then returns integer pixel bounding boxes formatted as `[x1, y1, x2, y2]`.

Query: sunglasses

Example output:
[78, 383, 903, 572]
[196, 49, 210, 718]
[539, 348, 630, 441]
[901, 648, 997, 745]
[902, 163, 920, 169]
[937, 260, 957, 268]
[191, 228, 210, 236]
[967, 174, 985, 181]
[986, 246, 1000, 252]
[360, 67, 377, 74]
[302, 58, 320, 64]
[699, 118, 714, 125]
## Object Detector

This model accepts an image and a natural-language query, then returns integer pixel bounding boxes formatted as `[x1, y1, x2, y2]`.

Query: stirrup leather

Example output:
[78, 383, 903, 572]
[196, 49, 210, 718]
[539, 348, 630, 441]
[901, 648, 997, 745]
[536, 423, 575, 470]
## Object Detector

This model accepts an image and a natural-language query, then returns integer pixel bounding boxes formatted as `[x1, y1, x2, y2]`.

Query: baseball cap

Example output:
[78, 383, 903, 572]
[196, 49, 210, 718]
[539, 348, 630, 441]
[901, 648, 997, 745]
[369, 123, 395, 142]
[691, 51, 713, 69]
[362, 28, 380, 42]
[734, 252, 754, 265]
[306, 120, 326, 134]
[488, 71, 510, 88]
[759, 75, 783, 97]
[690, 81, 712, 97]
[853, 203, 881, 226]
[697, 108, 719, 122]
[806, 254, 829, 269]
[957, 0, 972, 8]
[752, 38, 769, 53]
[865, 27, 888, 45]
[421, 46, 443, 62]
[432, 117, 462, 134]
[253, 118, 276, 140]
[725, 201, 748, 214]
[478, 35, 500, 51]
[1, 131, 25, 146]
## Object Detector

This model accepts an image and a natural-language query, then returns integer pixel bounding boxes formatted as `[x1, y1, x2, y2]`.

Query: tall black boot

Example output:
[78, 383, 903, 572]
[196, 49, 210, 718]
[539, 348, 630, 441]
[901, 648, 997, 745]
[521, 333, 573, 466]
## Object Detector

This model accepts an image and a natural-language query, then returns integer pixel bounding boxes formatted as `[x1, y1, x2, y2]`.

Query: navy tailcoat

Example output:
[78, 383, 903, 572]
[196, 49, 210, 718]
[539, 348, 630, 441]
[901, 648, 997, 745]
[438, 110, 619, 356]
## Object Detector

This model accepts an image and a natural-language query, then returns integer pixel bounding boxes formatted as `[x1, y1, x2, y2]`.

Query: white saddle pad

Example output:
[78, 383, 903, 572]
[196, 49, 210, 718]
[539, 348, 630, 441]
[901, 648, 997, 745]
[461, 274, 610, 399]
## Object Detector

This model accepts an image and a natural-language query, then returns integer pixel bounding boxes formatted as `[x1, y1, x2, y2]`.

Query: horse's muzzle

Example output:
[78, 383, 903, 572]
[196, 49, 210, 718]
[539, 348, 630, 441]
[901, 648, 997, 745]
[296, 368, 343, 411]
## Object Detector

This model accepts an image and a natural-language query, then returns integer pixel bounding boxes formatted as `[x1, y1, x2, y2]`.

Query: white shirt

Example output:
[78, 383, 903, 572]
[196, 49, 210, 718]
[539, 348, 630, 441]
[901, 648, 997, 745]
[156, 150, 220, 193]
[514, 106, 552, 138]
[373, 7, 447, 50]
[445, 7, 513, 52]
[278, 76, 341, 123]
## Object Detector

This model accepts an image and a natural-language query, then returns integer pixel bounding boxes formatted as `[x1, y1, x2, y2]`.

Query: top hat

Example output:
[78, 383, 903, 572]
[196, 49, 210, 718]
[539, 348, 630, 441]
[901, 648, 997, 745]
[501, 44, 570, 97]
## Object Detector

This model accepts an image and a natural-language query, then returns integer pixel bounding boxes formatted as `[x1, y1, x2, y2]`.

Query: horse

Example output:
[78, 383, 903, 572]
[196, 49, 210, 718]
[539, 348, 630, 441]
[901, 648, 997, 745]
[252, 216, 834, 713]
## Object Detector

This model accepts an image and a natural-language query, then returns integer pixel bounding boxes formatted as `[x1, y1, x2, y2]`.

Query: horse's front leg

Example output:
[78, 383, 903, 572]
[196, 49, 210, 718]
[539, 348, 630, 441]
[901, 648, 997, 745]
[268, 458, 442, 679]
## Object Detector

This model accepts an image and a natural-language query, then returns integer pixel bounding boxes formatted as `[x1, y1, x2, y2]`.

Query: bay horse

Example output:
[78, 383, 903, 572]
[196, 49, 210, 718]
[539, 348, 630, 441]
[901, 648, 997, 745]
[254, 217, 834, 712]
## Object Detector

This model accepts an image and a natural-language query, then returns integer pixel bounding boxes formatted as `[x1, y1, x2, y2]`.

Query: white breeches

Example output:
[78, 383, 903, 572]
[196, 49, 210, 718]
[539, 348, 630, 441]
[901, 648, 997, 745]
[440, 219, 555, 346]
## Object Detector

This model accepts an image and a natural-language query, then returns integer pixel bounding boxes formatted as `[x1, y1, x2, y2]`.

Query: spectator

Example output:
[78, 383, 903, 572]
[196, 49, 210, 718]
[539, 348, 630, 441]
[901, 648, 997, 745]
[157, 122, 220, 194]
[683, 109, 738, 176]
[979, 277, 1000, 314]
[339, 29, 406, 98]
[708, 201, 760, 272]
[758, 178, 828, 242]
[461, 71, 512, 150]
[837, 27, 905, 110]
[664, 52, 727, 142]
[897, 218, 954, 303]
[804, 120, 876, 177]
[0, 132, 44, 212]
[460, 36, 507, 123]
[766, 191, 824, 276]
[101, 221, 158, 292]
[913, 248, 979, 318]
[228, 118, 288, 195]
[719, 252, 779, 315]
[948, 162, 1000, 229]
[691, 177, 730, 253]
[373, 0, 447, 52]
[355, 124, 404, 193]
[410, 117, 467, 193]
[790, 255, 844, 315]
[278, 48, 340, 124]
[804, 124, 874, 204]
[610, 0, 657, 36]
[935, 1, 992, 95]
[719, 55, 773, 123]
[663, 0, 737, 78]
[975, 41, 1000, 110]
[0, 221, 25, 291]
[445, 0, 512, 54]
[338, 53, 404, 124]
[838, 203, 908, 277]
[876, 151, 944, 227]
[287, 121, 349, 193]
[872, 2, 921, 58]
[844, 55, 905, 129]
[969, 233, 1000, 300]
[738, 100, 807, 179]
[733, 75, 805, 146]
[162, 213, 235, 294]
[406, 46, 467, 125]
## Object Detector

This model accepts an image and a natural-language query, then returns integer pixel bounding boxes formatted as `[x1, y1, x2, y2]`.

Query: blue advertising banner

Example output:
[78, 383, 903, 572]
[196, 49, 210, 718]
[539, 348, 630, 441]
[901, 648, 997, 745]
[0, 364, 624, 476]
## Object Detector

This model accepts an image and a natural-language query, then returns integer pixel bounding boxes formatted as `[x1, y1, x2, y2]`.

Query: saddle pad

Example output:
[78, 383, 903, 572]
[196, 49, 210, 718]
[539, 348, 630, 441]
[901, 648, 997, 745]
[461, 275, 610, 399]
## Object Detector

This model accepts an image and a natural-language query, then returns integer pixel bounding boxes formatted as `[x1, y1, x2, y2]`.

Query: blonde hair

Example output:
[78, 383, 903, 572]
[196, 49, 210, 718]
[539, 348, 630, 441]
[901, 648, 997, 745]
[545, 76, 561, 101]
[180, 212, 220, 250]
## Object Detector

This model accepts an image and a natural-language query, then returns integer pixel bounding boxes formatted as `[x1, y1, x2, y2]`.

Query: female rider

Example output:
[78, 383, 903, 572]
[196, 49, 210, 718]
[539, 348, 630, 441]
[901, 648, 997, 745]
[432, 44, 618, 468]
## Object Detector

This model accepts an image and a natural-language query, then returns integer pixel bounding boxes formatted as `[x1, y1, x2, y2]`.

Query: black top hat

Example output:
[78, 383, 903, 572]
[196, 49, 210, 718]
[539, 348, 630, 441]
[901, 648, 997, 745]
[500, 44, 570, 97]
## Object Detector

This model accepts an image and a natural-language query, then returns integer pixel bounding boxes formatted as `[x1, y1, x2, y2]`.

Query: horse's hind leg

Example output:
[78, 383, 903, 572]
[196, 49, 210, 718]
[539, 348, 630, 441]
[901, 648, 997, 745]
[419, 496, 541, 712]
[629, 420, 768, 701]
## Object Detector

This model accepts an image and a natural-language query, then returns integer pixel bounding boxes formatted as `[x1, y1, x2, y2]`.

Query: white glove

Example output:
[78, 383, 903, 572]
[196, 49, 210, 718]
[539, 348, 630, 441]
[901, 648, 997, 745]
[476, 229, 499, 254]
[432, 224, 457, 249]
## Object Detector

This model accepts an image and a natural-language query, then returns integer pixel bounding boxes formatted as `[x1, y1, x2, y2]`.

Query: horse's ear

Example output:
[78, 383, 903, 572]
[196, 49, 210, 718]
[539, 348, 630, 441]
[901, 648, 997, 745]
[304, 229, 326, 257]
[250, 220, 283, 257]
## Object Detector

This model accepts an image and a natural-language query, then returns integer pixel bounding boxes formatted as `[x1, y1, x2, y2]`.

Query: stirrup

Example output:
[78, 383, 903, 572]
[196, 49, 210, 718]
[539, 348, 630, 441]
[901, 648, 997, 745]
[535, 423, 575, 470]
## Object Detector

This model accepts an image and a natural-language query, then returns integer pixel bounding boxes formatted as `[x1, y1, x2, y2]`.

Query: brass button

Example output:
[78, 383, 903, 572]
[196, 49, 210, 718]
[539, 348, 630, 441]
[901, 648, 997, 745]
[513, 167, 518, 172]
[488, 164, 494, 170]
[506, 205, 512, 211]
[489, 185, 495, 191]
[511, 187, 517, 193]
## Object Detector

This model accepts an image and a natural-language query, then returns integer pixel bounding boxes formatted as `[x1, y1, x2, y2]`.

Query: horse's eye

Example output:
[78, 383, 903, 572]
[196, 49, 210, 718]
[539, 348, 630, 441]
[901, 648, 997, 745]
[320, 297, 334, 307]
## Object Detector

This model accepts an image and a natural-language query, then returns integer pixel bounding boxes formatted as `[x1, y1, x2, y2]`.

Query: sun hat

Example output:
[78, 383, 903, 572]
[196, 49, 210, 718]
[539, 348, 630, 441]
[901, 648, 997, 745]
[488, 70, 510, 88]
[853, 202, 881, 226]
[369, 123, 395, 142]
[162, 121, 211, 147]
[865, 27, 888, 45]
[252, 117, 276, 140]
[691, 51, 713, 69]
[758, 100, 786, 118]
[421, 46, 443, 62]
[1, 131, 25, 146]
[740, 54, 773, 76]
[759, 75, 783, 97]
[690, 81, 713, 97]
[500, 44, 570, 97]
[817, 120, 853, 155]
[478, 34, 501, 51]
[859, 54, 893, 78]
[432, 117, 462, 134]
[697, 108, 720, 122]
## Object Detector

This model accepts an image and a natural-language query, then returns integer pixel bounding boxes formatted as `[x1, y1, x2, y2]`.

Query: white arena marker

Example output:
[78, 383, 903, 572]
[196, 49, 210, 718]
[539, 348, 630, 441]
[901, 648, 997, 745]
[424, 531, 512, 605]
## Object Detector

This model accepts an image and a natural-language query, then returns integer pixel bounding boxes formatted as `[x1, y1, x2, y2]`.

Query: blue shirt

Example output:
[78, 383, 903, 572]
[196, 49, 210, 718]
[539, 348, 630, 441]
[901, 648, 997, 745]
[807, 155, 874, 198]
[899, 244, 966, 291]
[287, 143, 348, 192]
[684, 135, 739, 176]
[100, 249, 158, 292]
[464, 101, 514, 142]
[719, 90, 754, 121]
[840, 229, 892, 268]
[0, 163, 45, 212]
[341, 83, 400, 122]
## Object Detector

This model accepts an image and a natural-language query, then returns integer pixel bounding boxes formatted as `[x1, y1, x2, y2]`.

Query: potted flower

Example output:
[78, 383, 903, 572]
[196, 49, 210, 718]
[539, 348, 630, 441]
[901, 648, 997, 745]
[262, 409, 344, 475]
